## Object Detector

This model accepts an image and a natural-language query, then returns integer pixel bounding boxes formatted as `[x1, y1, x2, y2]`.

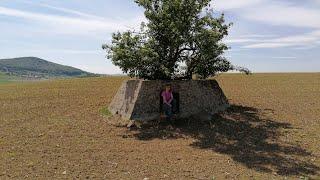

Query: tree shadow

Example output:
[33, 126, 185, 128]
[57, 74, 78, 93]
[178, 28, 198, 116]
[128, 105, 319, 177]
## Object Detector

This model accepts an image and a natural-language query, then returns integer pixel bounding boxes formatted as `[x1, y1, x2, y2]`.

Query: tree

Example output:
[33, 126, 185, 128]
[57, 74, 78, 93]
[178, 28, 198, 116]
[103, 0, 249, 80]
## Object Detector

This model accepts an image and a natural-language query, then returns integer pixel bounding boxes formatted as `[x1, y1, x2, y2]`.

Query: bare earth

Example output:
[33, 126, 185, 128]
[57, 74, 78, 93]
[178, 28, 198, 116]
[0, 73, 319, 179]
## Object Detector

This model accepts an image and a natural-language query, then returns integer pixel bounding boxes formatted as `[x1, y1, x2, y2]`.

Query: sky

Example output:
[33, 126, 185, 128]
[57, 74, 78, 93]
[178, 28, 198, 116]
[0, 0, 319, 74]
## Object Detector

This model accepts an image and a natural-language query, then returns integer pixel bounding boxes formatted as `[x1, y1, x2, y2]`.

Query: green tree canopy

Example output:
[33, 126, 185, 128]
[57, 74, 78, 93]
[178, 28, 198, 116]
[103, 0, 249, 80]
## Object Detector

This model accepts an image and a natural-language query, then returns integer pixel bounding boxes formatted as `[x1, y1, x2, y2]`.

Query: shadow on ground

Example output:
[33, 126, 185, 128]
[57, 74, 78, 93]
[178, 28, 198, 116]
[127, 105, 319, 177]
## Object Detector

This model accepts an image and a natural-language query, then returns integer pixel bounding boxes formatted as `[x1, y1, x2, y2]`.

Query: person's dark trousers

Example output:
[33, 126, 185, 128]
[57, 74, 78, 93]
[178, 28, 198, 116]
[163, 103, 173, 121]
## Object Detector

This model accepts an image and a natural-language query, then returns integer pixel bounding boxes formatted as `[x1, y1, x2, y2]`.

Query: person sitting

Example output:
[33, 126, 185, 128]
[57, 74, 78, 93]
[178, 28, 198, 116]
[161, 84, 174, 122]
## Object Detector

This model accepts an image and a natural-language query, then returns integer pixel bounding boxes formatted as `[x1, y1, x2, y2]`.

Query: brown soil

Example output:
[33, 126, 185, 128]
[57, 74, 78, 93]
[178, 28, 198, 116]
[0, 73, 319, 179]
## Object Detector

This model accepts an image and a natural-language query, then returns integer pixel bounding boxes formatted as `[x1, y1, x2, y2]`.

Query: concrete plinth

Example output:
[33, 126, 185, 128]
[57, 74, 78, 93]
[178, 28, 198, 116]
[109, 80, 229, 121]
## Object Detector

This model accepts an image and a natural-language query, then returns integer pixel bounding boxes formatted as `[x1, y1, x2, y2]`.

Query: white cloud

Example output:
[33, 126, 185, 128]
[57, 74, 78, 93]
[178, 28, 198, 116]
[36, 3, 105, 20]
[243, 30, 320, 49]
[225, 38, 259, 43]
[27, 49, 102, 54]
[0, 6, 143, 35]
[225, 34, 278, 46]
[241, 2, 320, 28]
[219, 1, 320, 49]
[271, 56, 297, 59]
[244, 42, 294, 48]
[20, 0, 105, 19]
[77, 64, 123, 74]
[313, 0, 320, 4]
[237, 34, 276, 38]
[212, 0, 264, 11]
[225, 34, 276, 44]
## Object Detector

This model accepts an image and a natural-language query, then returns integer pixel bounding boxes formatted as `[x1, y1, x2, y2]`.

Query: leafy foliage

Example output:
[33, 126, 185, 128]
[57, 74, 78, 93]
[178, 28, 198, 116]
[103, 0, 249, 80]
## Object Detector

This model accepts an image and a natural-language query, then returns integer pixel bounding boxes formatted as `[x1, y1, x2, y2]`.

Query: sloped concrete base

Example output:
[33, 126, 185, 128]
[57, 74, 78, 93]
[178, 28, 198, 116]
[109, 80, 229, 121]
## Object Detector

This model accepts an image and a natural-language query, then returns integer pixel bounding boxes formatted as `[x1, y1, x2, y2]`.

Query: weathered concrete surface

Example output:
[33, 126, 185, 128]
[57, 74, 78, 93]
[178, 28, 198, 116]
[109, 80, 229, 121]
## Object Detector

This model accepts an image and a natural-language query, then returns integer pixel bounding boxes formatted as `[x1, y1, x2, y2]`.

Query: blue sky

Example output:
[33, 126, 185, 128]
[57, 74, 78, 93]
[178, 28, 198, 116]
[0, 0, 319, 74]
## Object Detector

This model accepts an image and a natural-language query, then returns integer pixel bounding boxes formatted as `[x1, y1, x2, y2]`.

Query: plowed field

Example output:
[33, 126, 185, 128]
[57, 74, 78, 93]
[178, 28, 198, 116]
[0, 73, 319, 179]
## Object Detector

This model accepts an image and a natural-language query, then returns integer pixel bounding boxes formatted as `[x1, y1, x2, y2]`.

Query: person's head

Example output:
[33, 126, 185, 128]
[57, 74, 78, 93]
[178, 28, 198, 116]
[165, 84, 171, 92]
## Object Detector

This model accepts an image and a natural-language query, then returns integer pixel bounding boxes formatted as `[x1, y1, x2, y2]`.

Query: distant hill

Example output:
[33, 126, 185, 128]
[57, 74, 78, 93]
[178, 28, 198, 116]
[0, 57, 96, 79]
